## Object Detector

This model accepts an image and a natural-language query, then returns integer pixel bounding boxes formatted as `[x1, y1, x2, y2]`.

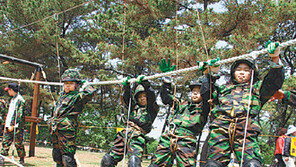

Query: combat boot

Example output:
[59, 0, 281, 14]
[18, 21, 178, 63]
[0, 157, 4, 166]
[19, 157, 24, 165]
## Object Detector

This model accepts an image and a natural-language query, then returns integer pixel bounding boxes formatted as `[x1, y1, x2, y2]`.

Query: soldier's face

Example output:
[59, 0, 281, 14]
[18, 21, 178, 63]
[191, 86, 202, 103]
[7, 89, 16, 97]
[234, 63, 251, 84]
[138, 92, 147, 106]
[63, 81, 77, 93]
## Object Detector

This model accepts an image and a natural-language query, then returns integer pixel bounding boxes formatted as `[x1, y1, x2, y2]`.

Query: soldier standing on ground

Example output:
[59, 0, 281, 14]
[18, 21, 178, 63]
[49, 69, 95, 167]
[0, 82, 26, 165]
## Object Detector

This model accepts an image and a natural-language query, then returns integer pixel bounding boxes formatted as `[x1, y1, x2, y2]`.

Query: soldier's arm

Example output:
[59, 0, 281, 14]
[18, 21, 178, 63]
[282, 91, 296, 106]
[14, 100, 25, 127]
[259, 61, 285, 105]
[79, 85, 96, 103]
[200, 76, 212, 116]
[122, 83, 133, 107]
[142, 81, 159, 122]
[260, 42, 285, 105]
[160, 80, 174, 106]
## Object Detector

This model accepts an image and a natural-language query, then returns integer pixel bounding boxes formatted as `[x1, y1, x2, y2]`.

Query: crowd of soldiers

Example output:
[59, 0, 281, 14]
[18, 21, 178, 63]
[0, 42, 295, 167]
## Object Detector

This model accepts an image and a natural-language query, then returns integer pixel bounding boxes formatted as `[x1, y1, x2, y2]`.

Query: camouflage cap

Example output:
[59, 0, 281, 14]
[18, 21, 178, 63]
[189, 78, 202, 91]
[134, 84, 145, 101]
[230, 58, 259, 83]
[61, 69, 81, 82]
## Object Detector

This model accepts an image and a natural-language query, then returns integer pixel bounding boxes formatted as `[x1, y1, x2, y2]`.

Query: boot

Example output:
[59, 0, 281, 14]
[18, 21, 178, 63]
[19, 157, 24, 165]
[0, 157, 4, 166]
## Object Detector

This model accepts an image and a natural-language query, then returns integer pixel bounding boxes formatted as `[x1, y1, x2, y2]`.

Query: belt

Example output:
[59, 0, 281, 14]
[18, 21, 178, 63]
[168, 124, 196, 139]
[128, 121, 147, 134]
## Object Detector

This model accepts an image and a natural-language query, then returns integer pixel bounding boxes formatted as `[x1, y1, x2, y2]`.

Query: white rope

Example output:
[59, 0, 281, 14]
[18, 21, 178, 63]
[0, 39, 295, 86]
[122, 83, 134, 167]
[0, 154, 24, 167]
[240, 69, 255, 166]
[0, 76, 63, 86]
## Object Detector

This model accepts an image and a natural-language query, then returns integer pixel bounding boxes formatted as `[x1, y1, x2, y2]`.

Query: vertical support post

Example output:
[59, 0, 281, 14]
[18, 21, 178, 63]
[29, 67, 41, 157]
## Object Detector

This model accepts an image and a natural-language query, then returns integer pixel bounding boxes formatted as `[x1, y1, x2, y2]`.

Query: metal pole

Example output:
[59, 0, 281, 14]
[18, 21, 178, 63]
[29, 67, 41, 157]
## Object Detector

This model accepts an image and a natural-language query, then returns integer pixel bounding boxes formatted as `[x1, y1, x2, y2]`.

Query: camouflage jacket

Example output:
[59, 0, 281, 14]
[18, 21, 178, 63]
[0, 101, 6, 125]
[160, 81, 211, 137]
[283, 91, 296, 106]
[123, 81, 159, 134]
[203, 61, 284, 121]
[51, 85, 95, 132]
[4, 94, 26, 129]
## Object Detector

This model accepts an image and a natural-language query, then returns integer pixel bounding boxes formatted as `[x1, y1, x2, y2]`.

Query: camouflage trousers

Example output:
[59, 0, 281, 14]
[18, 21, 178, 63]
[52, 129, 77, 165]
[1, 128, 25, 158]
[108, 128, 146, 164]
[207, 117, 262, 166]
[150, 132, 197, 167]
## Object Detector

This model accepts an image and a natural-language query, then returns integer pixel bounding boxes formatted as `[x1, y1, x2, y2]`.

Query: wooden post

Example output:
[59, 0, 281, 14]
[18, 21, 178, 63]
[29, 67, 41, 157]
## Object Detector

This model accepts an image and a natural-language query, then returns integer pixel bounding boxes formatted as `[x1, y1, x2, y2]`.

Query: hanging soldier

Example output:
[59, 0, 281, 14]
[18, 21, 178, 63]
[101, 75, 159, 167]
[148, 58, 212, 167]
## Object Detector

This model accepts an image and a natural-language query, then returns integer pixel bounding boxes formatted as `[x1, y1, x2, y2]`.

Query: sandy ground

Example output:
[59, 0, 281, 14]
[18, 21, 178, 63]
[0, 143, 152, 167]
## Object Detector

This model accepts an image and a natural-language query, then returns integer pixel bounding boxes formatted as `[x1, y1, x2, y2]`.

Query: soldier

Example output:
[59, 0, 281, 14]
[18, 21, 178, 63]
[204, 42, 285, 167]
[101, 75, 159, 167]
[0, 82, 26, 165]
[49, 69, 95, 167]
[148, 59, 212, 167]
[270, 89, 296, 106]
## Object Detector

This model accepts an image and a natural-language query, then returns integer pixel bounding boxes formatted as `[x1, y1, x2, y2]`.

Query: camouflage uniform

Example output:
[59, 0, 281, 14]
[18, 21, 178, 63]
[1, 94, 26, 158]
[102, 80, 159, 167]
[50, 69, 95, 167]
[204, 59, 284, 166]
[282, 91, 296, 106]
[149, 78, 211, 167]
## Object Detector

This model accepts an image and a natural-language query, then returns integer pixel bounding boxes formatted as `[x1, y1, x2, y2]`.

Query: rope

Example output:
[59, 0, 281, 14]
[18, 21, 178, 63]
[0, 154, 24, 167]
[122, 83, 134, 167]
[40, 67, 57, 105]
[121, 1, 128, 166]
[0, 38, 295, 86]
[0, 76, 63, 86]
[55, 13, 61, 83]
[240, 69, 255, 166]
[6, 1, 90, 33]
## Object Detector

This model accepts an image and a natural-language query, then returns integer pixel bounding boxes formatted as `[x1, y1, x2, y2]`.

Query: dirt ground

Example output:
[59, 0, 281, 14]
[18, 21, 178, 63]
[0, 143, 152, 167]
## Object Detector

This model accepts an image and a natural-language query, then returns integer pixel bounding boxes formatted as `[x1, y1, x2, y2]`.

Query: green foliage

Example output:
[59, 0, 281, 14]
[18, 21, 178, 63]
[0, 1, 296, 161]
[146, 138, 158, 154]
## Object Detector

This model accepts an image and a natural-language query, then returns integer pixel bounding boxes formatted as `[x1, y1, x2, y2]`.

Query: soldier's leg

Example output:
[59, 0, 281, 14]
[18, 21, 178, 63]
[234, 120, 262, 166]
[59, 130, 77, 167]
[0, 130, 13, 156]
[15, 129, 25, 159]
[127, 130, 145, 167]
[175, 137, 196, 167]
[150, 133, 174, 167]
[206, 128, 232, 166]
[107, 129, 128, 165]
[101, 154, 116, 167]
[62, 153, 77, 167]
[52, 132, 63, 167]
[204, 160, 223, 167]
[242, 159, 262, 167]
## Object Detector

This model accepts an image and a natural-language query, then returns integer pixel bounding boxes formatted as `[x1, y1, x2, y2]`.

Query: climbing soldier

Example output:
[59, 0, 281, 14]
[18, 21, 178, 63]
[270, 89, 296, 106]
[148, 58, 212, 167]
[101, 75, 159, 167]
[49, 69, 95, 167]
[204, 42, 285, 167]
[0, 82, 26, 165]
